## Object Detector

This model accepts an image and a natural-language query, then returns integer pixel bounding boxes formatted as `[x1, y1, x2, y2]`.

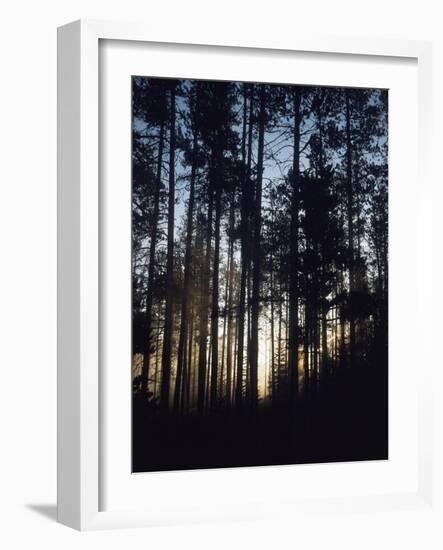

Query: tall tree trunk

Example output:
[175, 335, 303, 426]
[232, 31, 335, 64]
[345, 89, 356, 364]
[226, 200, 235, 407]
[160, 85, 176, 414]
[246, 268, 252, 402]
[173, 109, 198, 413]
[303, 282, 310, 391]
[153, 322, 161, 399]
[285, 291, 289, 377]
[205, 333, 212, 410]
[197, 187, 213, 415]
[339, 263, 346, 365]
[232, 313, 238, 404]
[288, 88, 301, 406]
[210, 180, 221, 411]
[249, 84, 266, 412]
[141, 119, 164, 396]
[184, 307, 194, 414]
[235, 84, 253, 409]
[321, 294, 328, 374]
[270, 248, 276, 403]
[278, 284, 283, 397]
[220, 249, 230, 402]
[318, 105, 329, 375]
[355, 164, 362, 260]
[312, 241, 319, 386]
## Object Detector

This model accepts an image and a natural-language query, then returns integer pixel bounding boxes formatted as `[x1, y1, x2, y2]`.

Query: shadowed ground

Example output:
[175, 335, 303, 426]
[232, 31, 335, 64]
[133, 362, 388, 472]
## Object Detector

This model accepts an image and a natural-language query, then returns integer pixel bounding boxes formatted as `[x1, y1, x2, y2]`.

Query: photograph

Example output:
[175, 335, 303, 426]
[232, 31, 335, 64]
[131, 76, 388, 473]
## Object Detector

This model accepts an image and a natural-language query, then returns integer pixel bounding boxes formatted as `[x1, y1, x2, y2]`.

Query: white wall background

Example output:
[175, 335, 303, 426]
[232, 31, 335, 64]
[0, 0, 442, 547]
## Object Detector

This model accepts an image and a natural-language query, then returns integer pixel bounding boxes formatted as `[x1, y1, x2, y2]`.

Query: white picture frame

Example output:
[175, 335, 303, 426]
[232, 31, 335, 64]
[57, 19, 433, 531]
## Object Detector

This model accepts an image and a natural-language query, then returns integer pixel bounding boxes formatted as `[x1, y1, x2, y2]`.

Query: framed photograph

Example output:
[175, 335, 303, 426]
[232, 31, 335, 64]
[57, 19, 433, 530]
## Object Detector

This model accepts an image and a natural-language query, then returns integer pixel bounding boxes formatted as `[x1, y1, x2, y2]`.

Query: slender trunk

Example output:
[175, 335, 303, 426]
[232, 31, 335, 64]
[180, 318, 188, 414]
[235, 84, 253, 409]
[210, 181, 221, 411]
[226, 199, 235, 407]
[153, 323, 161, 399]
[285, 292, 289, 376]
[355, 164, 362, 259]
[278, 286, 283, 397]
[303, 241, 310, 388]
[220, 249, 229, 402]
[249, 84, 266, 413]
[321, 300, 328, 374]
[197, 187, 213, 414]
[185, 308, 194, 414]
[270, 249, 276, 403]
[317, 95, 329, 375]
[192, 319, 198, 408]
[232, 314, 238, 404]
[160, 85, 176, 414]
[313, 241, 319, 384]
[141, 119, 164, 396]
[173, 111, 198, 413]
[340, 265, 346, 364]
[205, 334, 212, 410]
[345, 89, 356, 364]
[303, 286, 310, 391]
[288, 88, 301, 406]
[246, 268, 252, 402]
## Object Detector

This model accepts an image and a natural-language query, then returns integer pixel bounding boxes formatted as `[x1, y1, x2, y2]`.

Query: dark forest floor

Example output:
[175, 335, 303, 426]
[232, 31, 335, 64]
[132, 364, 388, 472]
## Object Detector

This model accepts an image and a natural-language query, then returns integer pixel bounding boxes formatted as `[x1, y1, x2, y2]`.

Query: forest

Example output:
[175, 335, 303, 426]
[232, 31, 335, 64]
[132, 77, 388, 472]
